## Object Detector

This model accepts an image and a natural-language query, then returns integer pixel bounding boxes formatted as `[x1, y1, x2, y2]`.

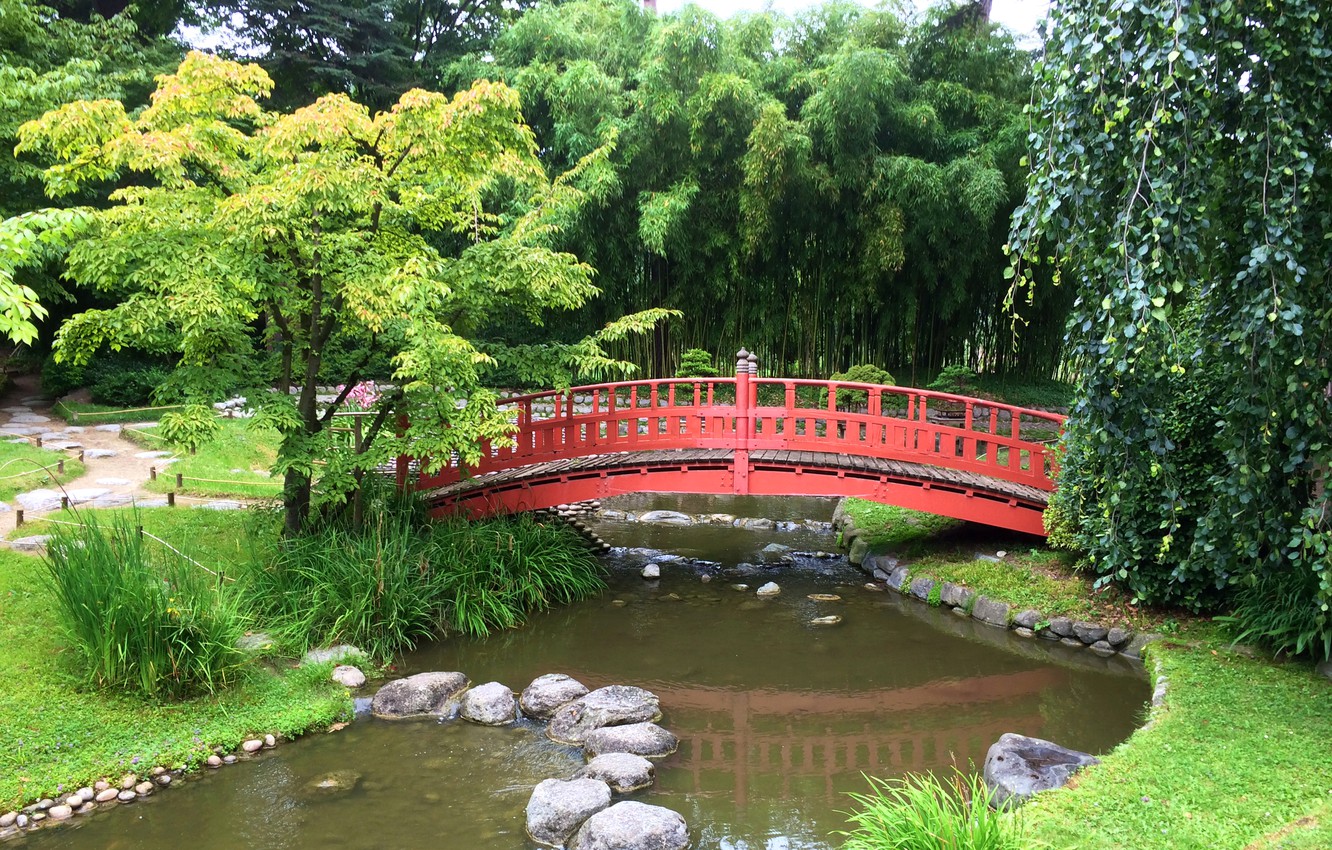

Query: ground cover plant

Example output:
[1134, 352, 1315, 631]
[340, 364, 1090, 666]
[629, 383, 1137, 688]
[0, 440, 83, 500]
[0, 544, 349, 810]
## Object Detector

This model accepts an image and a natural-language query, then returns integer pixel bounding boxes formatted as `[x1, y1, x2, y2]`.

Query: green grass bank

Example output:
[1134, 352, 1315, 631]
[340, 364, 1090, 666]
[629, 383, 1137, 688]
[840, 497, 1332, 850]
[0, 540, 351, 810]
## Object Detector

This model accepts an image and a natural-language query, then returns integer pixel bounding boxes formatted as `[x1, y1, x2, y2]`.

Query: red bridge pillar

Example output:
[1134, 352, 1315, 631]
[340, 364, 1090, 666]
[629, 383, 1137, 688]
[734, 348, 757, 494]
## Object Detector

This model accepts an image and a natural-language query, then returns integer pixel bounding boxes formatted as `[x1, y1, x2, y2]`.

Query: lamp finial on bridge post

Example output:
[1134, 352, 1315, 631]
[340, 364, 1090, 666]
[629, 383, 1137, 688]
[735, 348, 750, 376]
[745, 351, 759, 375]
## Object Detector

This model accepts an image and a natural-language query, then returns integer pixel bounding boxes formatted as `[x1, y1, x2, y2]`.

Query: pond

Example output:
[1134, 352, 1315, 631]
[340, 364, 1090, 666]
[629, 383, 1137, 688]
[28, 496, 1149, 850]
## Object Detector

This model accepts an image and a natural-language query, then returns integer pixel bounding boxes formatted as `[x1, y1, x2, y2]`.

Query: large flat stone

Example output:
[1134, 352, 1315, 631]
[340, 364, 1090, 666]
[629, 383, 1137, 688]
[526, 778, 612, 847]
[983, 733, 1099, 807]
[569, 801, 689, 850]
[547, 686, 662, 745]
[971, 596, 1011, 627]
[371, 671, 468, 718]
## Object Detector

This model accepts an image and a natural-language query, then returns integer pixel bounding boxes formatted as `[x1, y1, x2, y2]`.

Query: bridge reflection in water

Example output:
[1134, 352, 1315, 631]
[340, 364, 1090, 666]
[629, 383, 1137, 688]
[570, 669, 1058, 808]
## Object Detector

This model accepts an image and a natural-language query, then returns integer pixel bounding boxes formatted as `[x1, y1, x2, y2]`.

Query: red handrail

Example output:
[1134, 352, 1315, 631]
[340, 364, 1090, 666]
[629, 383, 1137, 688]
[413, 357, 1065, 494]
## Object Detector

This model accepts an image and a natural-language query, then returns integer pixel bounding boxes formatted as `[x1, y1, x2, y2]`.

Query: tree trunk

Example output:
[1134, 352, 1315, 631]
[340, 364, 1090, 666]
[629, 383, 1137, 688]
[283, 467, 312, 536]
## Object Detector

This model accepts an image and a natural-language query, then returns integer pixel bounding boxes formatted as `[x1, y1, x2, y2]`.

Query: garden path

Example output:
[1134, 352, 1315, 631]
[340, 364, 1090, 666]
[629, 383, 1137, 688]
[0, 374, 178, 536]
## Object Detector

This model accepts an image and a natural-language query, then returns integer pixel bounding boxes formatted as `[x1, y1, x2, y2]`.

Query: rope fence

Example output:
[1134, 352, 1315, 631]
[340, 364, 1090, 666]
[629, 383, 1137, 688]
[52, 402, 186, 425]
[33, 516, 235, 582]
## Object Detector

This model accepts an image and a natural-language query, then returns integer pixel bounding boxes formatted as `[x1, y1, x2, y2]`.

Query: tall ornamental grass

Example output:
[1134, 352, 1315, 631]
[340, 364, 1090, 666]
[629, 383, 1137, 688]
[241, 489, 605, 660]
[43, 515, 247, 699]
[839, 771, 1021, 850]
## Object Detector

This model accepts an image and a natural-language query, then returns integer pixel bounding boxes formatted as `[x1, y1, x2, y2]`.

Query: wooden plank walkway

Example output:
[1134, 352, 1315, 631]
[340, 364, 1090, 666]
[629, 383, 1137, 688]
[420, 448, 1049, 506]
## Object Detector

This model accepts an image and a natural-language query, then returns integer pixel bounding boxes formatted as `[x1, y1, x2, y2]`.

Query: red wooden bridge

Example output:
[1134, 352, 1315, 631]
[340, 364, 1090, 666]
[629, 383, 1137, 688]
[413, 352, 1064, 536]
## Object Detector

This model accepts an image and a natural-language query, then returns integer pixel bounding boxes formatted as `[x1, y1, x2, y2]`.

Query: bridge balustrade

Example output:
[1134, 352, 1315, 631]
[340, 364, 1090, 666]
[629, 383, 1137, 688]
[416, 351, 1063, 496]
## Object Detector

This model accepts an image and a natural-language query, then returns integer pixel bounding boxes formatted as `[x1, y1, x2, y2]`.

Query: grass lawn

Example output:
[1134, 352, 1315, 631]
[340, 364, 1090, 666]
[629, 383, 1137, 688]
[1022, 642, 1332, 850]
[840, 496, 1332, 849]
[0, 441, 86, 501]
[130, 419, 283, 500]
[0, 531, 350, 810]
[51, 400, 183, 425]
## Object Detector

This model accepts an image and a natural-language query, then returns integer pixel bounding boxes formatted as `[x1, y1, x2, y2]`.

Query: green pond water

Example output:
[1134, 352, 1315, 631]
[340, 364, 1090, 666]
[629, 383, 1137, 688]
[27, 496, 1150, 850]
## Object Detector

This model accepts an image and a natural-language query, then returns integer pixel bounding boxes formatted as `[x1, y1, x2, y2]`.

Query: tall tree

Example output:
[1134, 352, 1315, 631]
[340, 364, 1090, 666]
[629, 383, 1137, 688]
[16, 52, 664, 533]
[1010, 0, 1332, 653]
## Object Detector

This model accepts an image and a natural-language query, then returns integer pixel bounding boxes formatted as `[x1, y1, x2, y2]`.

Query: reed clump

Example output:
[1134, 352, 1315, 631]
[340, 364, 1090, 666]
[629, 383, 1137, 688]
[241, 489, 605, 660]
[43, 514, 247, 699]
[839, 770, 1021, 850]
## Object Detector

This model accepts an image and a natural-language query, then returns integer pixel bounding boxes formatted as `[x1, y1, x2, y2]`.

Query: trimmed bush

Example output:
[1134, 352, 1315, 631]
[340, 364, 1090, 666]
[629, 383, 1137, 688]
[831, 363, 897, 409]
[927, 364, 978, 395]
[676, 348, 718, 378]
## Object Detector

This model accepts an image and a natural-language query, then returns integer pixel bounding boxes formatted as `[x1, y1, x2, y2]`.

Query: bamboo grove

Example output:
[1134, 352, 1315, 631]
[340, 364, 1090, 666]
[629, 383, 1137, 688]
[449, 0, 1072, 381]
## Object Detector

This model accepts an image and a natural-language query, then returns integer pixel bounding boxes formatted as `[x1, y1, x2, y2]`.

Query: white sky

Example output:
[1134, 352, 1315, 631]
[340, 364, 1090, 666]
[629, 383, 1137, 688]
[656, 0, 1052, 41]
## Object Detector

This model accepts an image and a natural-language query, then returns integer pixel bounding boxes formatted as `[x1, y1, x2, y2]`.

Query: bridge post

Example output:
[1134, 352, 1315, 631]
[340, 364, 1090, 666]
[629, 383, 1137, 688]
[734, 348, 756, 494]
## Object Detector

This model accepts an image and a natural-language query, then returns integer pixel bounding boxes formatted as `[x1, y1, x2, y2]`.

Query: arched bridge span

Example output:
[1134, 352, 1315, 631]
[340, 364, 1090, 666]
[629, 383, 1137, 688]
[408, 354, 1064, 536]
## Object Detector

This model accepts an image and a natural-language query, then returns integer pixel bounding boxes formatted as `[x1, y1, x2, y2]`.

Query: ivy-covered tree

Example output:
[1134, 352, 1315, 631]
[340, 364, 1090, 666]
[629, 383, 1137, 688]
[1010, 1, 1332, 656]
[16, 52, 664, 533]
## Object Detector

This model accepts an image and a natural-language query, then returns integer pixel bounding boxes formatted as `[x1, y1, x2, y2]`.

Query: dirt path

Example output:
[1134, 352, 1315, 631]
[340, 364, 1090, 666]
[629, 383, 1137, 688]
[0, 374, 178, 537]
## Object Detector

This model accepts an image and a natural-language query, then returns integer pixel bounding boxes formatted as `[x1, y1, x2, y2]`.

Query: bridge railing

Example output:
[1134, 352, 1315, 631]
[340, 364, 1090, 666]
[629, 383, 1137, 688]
[414, 351, 1064, 493]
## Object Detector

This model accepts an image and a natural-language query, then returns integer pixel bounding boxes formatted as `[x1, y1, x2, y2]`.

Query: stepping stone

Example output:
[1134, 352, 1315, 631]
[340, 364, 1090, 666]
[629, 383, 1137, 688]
[83, 449, 118, 459]
[134, 497, 170, 507]
[0, 503, 11, 512]
[95, 477, 132, 486]
[40, 432, 68, 441]
[10, 535, 52, 551]
[66, 488, 110, 504]
[2, 406, 31, 413]
[64, 426, 85, 433]
[6, 438, 29, 445]
[93, 424, 123, 433]
[1, 426, 42, 436]
[16, 489, 62, 511]
[43, 441, 80, 450]
[9, 413, 49, 423]
[91, 494, 134, 508]
[199, 501, 243, 511]
[135, 451, 173, 459]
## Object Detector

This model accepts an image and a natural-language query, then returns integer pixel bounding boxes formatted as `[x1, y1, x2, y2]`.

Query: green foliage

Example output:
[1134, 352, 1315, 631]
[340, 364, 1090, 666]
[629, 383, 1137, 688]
[831, 363, 897, 409]
[142, 419, 282, 499]
[42, 515, 247, 699]
[927, 364, 977, 396]
[676, 348, 718, 378]
[158, 405, 224, 453]
[84, 351, 176, 407]
[839, 770, 1021, 850]
[15, 52, 667, 533]
[240, 490, 606, 659]
[1009, 0, 1332, 647]
[40, 349, 84, 397]
[1219, 568, 1331, 662]
[468, 0, 1060, 378]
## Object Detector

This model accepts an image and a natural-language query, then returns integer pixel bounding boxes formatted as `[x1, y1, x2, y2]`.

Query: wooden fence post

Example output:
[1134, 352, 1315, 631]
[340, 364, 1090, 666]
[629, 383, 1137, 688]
[176, 472, 183, 489]
[167, 492, 175, 507]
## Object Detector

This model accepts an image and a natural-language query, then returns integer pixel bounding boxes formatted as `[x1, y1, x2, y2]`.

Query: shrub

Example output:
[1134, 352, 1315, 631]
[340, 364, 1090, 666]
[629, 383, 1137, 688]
[43, 515, 247, 698]
[41, 352, 85, 398]
[85, 351, 177, 407]
[839, 770, 1021, 850]
[676, 348, 718, 378]
[158, 404, 224, 452]
[831, 364, 897, 409]
[927, 364, 978, 395]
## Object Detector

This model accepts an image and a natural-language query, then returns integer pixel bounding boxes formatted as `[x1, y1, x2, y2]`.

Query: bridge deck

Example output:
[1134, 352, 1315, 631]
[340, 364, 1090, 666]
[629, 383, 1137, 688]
[422, 448, 1050, 507]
